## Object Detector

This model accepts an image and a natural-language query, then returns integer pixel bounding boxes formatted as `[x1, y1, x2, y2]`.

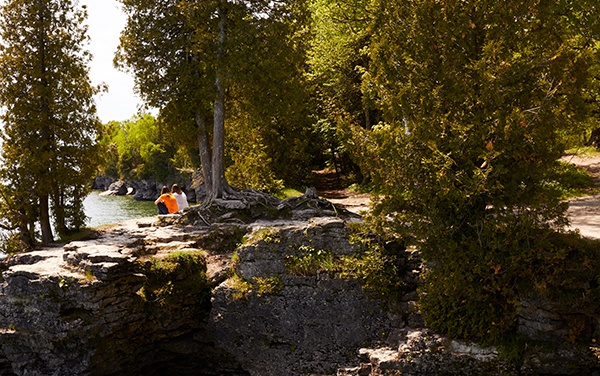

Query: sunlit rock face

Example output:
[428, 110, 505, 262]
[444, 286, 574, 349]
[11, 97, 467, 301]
[0, 200, 408, 376]
[2, 196, 598, 376]
[0, 222, 247, 376]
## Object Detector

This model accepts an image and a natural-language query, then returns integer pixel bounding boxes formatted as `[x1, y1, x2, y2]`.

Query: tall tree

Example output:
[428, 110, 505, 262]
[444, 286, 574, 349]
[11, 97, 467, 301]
[0, 0, 101, 244]
[115, 0, 214, 196]
[225, 0, 313, 189]
[116, 0, 310, 200]
[115, 0, 282, 198]
[355, 0, 600, 341]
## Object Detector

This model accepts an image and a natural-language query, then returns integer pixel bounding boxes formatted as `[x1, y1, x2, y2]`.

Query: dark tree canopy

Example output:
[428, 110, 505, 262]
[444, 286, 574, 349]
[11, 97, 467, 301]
[352, 0, 600, 341]
[116, 0, 312, 198]
[0, 0, 101, 245]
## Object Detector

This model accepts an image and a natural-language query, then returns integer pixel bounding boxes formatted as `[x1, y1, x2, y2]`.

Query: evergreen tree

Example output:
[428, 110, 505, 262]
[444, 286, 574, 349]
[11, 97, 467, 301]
[0, 0, 101, 244]
[225, 0, 313, 189]
[116, 0, 311, 199]
[355, 0, 600, 341]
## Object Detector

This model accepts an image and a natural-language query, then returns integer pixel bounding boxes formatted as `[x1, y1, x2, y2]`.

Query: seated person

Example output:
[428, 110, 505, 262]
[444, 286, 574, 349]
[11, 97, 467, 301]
[171, 184, 189, 213]
[154, 186, 179, 214]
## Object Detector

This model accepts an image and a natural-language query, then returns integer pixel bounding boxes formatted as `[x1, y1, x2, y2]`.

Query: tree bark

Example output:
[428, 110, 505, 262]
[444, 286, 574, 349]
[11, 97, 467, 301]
[210, 0, 231, 200]
[37, 0, 53, 244]
[39, 195, 53, 244]
[53, 189, 67, 237]
[196, 113, 213, 195]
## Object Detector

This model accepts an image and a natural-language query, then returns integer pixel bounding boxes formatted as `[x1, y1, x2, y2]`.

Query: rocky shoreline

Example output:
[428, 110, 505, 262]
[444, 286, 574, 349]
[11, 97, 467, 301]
[92, 175, 204, 203]
[1, 194, 600, 375]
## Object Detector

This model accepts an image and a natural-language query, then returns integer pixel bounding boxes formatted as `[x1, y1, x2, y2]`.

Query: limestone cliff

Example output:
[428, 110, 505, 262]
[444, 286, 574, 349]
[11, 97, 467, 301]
[1, 196, 599, 375]
[0, 197, 404, 376]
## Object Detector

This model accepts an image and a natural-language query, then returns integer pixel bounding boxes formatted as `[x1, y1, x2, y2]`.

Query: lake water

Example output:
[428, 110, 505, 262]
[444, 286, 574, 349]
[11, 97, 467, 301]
[0, 192, 155, 258]
[83, 191, 158, 228]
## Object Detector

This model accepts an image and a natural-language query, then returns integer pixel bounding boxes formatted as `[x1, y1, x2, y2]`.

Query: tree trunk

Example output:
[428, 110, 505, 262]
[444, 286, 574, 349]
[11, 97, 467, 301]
[212, 75, 226, 199]
[196, 113, 213, 196]
[37, 0, 53, 244]
[210, 0, 231, 200]
[39, 195, 53, 244]
[586, 128, 600, 149]
[53, 189, 67, 237]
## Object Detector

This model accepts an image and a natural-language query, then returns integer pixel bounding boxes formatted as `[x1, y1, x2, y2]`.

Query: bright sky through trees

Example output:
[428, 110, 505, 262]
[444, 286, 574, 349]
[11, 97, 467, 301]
[79, 0, 144, 122]
[0, 0, 142, 123]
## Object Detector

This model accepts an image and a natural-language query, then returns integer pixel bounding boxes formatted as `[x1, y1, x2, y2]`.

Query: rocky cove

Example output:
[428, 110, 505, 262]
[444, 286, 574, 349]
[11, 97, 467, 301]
[1, 193, 600, 376]
[91, 176, 204, 203]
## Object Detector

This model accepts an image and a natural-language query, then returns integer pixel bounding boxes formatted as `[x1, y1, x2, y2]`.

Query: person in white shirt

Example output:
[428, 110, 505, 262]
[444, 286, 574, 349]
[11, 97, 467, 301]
[171, 184, 189, 213]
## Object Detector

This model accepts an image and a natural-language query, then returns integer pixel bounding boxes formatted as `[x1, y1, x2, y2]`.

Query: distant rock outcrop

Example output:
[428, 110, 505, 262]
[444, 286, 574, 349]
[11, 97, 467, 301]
[92, 175, 205, 203]
[91, 175, 116, 191]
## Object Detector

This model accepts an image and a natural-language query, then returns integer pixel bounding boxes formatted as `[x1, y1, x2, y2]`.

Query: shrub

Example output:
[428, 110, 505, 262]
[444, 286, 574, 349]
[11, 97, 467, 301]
[418, 221, 600, 344]
[139, 250, 208, 305]
[284, 245, 338, 276]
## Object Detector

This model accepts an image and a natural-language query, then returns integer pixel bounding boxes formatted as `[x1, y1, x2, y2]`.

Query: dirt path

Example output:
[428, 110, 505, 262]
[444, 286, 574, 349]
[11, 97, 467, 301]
[562, 154, 600, 239]
[315, 157, 600, 240]
[313, 170, 372, 214]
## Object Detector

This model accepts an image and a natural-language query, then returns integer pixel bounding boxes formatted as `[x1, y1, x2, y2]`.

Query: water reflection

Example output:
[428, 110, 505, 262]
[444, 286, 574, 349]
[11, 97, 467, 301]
[83, 191, 157, 228]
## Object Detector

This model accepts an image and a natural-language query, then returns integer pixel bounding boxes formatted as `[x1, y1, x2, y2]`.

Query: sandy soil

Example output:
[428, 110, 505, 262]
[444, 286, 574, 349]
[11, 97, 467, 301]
[563, 154, 600, 239]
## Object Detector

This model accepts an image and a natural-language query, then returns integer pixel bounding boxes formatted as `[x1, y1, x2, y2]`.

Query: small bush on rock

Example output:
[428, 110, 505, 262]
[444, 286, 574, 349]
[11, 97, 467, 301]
[139, 250, 209, 306]
[284, 246, 338, 276]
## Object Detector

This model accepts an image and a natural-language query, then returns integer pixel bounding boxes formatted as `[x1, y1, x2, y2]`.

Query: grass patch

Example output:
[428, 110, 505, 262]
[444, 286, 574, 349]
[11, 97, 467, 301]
[564, 145, 600, 157]
[229, 274, 253, 300]
[138, 250, 208, 305]
[229, 274, 284, 300]
[347, 182, 377, 195]
[285, 246, 339, 276]
[243, 227, 281, 245]
[254, 276, 284, 296]
[275, 187, 303, 199]
[549, 161, 598, 199]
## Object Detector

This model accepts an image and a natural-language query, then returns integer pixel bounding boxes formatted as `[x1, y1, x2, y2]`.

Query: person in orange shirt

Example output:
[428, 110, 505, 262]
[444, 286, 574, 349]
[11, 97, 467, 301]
[154, 186, 179, 214]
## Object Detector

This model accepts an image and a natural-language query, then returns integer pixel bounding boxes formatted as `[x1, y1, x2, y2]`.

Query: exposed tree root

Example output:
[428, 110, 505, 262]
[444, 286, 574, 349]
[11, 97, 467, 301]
[180, 188, 360, 227]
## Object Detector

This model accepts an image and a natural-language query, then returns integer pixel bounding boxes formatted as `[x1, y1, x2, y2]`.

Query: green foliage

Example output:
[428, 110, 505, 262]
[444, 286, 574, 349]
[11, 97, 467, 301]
[243, 227, 281, 245]
[306, 0, 377, 179]
[229, 273, 284, 300]
[282, 229, 413, 303]
[229, 274, 254, 300]
[117, 0, 314, 197]
[285, 245, 338, 276]
[547, 161, 597, 199]
[418, 219, 600, 344]
[352, 0, 600, 345]
[224, 0, 314, 188]
[254, 276, 284, 297]
[0, 0, 102, 243]
[274, 188, 304, 200]
[228, 274, 283, 300]
[343, 226, 413, 302]
[225, 123, 285, 194]
[0, 232, 29, 255]
[98, 114, 181, 181]
[139, 250, 208, 305]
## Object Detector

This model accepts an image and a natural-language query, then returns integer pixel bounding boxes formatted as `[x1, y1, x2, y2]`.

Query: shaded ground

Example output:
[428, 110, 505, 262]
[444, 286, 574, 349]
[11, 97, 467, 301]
[563, 153, 600, 239]
[312, 170, 371, 214]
